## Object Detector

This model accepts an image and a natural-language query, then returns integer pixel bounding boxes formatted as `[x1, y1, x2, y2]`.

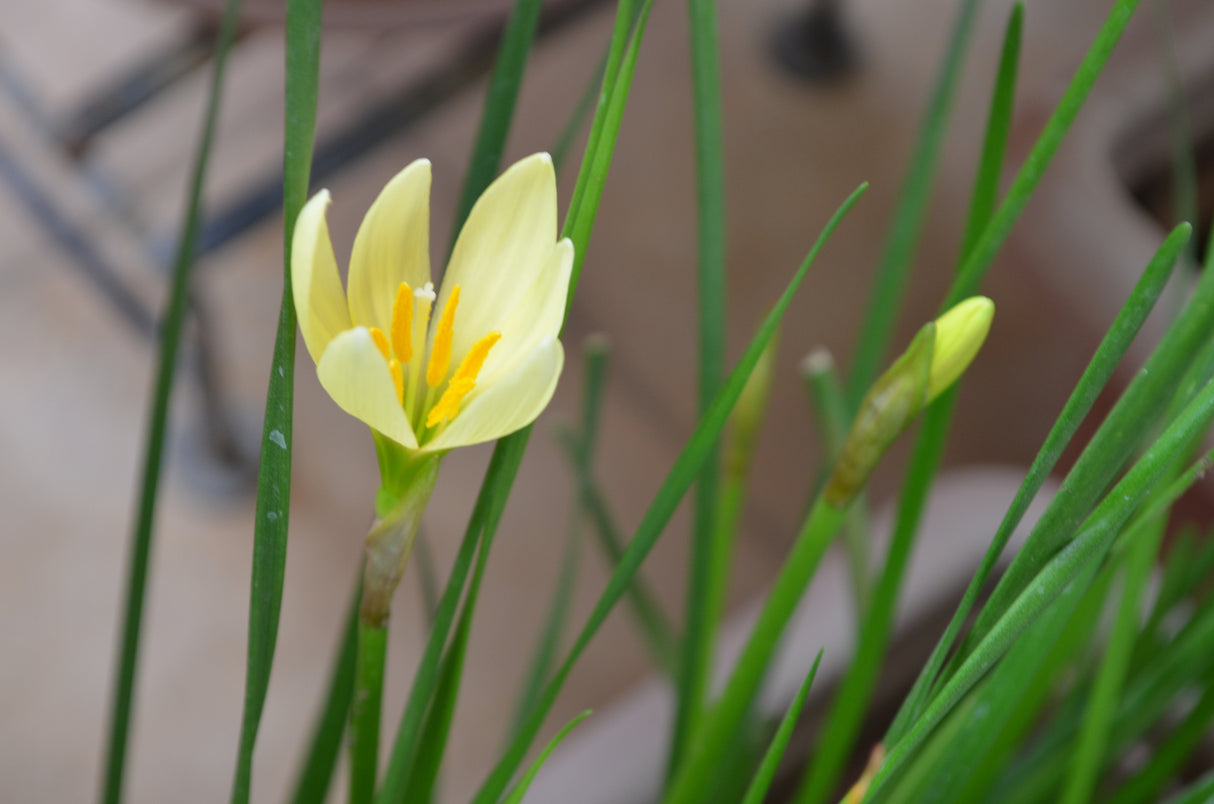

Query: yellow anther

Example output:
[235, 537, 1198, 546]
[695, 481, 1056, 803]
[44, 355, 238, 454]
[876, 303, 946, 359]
[426, 285, 460, 387]
[391, 282, 413, 363]
[388, 358, 404, 404]
[424, 331, 500, 429]
[427, 378, 476, 428]
[454, 331, 501, 384]
[368, 327, 391, 361]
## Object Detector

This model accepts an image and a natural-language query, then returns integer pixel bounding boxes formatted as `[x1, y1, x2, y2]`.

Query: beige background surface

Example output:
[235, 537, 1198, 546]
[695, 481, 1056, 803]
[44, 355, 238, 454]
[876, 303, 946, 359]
[0, 0, 1207, 801]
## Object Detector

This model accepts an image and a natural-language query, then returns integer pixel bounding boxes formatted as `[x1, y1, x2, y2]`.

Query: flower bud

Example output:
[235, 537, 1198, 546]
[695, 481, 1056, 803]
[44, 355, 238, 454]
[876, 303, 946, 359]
[825, 296, 994, 506]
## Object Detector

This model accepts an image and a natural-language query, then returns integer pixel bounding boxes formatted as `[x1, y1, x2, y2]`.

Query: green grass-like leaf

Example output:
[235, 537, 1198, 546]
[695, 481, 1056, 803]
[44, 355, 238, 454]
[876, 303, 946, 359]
[103, 4, 243, 803]
[447, 0, 544, 256]
[288, 577, 361, 804]
[502, 711, 592, 804]
[844, 0, 983, 405]
[510, 339, 609, 735]
[867, 377, 1214, 800]
[232, 0, 323, 798]
[477, 184, 868, 804]
[673, 0, 730, 775]
[887, 222, 1186, 745]
[740, 652, 823, 804]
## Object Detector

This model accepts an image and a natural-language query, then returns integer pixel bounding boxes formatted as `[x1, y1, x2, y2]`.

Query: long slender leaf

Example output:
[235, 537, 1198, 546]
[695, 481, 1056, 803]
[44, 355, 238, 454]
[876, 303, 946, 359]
[740, 652, 823, 804]
[948, 0, 1143, 303]
[1164, 770, 1214, 804]
[288, 577, 361, 804]
[501, 711, 592, 804]
[673, 0, 729, 775]
[967, 223, 1194, 650]
[1107, 676, 1214, 804]
[474, 184, 869, 804]
[448, 0, 545, 256]
[558, 430, 679, 675]
[795, 12, 1026, 800]
[867, 378, 1214, 800]
[232, 0, 322, 798]
[381, 0, 657, 795]
[511, 339, 609, 735]
[844, 0, 982, 405]
[887, 221, 1185, 744]
[103, 4, 243, 803]
[1061, 515, 1167, 804]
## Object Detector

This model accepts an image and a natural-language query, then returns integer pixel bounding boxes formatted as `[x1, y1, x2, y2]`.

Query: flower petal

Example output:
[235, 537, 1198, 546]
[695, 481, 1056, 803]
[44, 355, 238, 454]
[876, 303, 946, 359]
[347, 159, 432, 330]
[292, 190, 352, 363]
[478, 237, 573, 386]
[422, 337, 563, 452]
[434, 153, 558, 363]
[316, 327, 419, 449]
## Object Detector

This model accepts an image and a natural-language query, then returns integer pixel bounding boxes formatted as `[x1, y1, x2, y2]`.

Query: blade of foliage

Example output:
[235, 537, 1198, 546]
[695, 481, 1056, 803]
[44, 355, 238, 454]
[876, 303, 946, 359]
[1165, 770, 1214, 804]
[867, 379, 1214, 800]
[804, 350, 871, 619]
[666, 500, 849, 804]
[400, 594, 473, 804]
[376, 432, 530, 803]
[793, 393, 954, 804]
[230, 0, 321, 798]
[989, 599, 1214, 803]
[956, 2, 1022, 266]
[796, 12, 1026, 799]
[1107, 677, 1214, 804]
[562, 0, 638, 250]
[473, 184, 868, 804]
[103, 4, 242, 802]
[740, 652, 823, 804]
[382, 0, 657, 795]
[844, 0, 982, 405]
[550, 54, 605, 171]
[563, 0, 652, 306]
[288, 577, 361, 804]
[501, 711, 592, 804]
[673, 0, 729, 775]
[558, 430, 679, 675]
[448, 0, 544, 255]
[891, 563, 1114, 804]
[949, 0, 1143, 303]
[511, 339, 609, 735]
[967, 222, 1195, 650]
[887, 222, 1184, 743]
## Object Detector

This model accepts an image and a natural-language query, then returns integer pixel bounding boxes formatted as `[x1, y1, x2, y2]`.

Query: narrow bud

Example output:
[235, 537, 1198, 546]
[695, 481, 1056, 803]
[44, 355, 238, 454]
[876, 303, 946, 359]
[926, 296, 994, 400]
[825, 297, 994, 506]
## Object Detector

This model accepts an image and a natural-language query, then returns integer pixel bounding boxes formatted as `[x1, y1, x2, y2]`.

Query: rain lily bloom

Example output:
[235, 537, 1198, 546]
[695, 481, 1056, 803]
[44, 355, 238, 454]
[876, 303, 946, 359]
[292, 152, 573, 459]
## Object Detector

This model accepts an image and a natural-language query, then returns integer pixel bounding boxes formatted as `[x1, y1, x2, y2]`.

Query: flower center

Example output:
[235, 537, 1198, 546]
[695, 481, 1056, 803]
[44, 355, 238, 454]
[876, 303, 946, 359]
[367, 281, 500, 437]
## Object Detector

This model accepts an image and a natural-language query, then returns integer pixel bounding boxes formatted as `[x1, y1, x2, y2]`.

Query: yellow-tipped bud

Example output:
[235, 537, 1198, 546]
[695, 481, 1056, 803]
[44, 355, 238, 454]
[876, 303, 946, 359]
[825, 296, 995, 506]
[926, 296, 994, 401]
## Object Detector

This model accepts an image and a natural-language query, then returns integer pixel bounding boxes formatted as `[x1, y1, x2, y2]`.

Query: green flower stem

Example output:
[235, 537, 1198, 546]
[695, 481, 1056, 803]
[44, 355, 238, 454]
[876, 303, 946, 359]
[349, 622, 388, 804]
[803, 349, 871, 618]
[662, 497, 847, 804]
[361, 453, 441, 627]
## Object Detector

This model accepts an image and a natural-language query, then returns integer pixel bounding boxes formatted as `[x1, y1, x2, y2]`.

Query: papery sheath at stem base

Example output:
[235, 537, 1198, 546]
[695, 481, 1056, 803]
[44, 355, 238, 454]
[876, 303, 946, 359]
[360, 451, 441, 626]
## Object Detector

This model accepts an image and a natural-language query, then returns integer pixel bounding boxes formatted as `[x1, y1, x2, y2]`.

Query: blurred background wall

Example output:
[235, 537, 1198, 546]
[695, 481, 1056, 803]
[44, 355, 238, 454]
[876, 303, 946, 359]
[1, 0, 1211, 799]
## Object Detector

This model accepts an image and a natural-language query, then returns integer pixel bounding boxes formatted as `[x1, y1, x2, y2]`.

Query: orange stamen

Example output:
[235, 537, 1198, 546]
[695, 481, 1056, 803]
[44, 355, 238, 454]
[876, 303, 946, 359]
[426, 285, 460, 387]
[391, 282, 413, 363]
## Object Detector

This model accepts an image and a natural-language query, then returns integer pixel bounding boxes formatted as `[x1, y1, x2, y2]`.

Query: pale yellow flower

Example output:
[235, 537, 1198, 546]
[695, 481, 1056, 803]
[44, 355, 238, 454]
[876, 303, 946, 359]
[292, 153, 573, 453]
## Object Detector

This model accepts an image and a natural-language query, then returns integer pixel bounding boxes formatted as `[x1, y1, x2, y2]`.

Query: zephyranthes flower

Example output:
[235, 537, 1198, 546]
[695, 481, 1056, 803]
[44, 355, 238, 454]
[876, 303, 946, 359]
[292, 152, 573, 457]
